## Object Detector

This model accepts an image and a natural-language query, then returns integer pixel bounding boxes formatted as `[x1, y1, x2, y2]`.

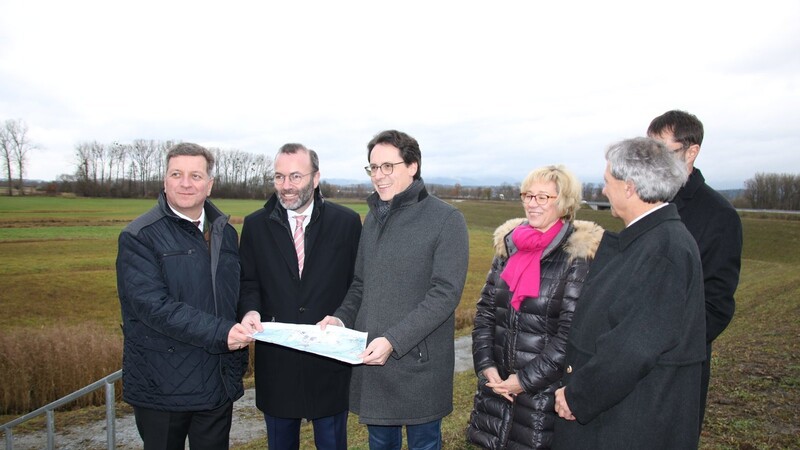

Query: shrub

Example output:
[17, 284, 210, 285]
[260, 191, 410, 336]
[0, 324, 122, 415]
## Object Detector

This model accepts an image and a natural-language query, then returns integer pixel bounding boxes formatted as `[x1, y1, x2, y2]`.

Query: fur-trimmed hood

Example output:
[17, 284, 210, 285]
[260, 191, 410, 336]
[492, 218, 603, 261]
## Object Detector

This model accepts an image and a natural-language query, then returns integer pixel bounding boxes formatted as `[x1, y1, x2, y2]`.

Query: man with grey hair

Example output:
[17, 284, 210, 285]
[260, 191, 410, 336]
[553, 137, 706, 449]
[117, 142, 252, 449]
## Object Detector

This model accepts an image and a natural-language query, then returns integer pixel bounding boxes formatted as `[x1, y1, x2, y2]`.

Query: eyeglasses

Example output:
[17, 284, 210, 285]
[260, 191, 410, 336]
[364, 161, 405, 177]
[520, 192, 558, 205]
[273, 171, 315, 185]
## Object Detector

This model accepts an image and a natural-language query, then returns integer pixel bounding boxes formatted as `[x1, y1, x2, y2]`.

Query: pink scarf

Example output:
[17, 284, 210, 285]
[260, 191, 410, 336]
[501, 220, 565, 311]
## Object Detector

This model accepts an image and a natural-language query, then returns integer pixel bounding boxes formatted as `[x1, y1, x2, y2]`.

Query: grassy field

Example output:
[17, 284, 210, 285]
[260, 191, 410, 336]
[1, 196, 798, 449]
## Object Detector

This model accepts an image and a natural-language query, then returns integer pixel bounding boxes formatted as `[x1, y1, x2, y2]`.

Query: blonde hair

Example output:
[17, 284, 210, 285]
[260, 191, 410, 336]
[520, 165, 582, 222]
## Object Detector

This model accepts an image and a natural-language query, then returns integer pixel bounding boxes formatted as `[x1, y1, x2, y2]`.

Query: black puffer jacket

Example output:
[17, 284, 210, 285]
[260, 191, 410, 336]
[467, 219, 602, 449]
[116, 191, 247, 411]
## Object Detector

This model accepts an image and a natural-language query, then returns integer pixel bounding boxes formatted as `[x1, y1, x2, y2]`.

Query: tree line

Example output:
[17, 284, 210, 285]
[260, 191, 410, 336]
[741, 172, 800, 211]
[68, 139, 274, 199]
[3, 119, 798, 210]
[44, 142, 800, 211]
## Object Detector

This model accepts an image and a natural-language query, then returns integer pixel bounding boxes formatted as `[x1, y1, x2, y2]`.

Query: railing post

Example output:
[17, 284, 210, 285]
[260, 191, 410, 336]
[5, 428, 13, 450]
[105, 378, 116, 450]
[1, 370, 122, 450]
[46, 410, 54, 450]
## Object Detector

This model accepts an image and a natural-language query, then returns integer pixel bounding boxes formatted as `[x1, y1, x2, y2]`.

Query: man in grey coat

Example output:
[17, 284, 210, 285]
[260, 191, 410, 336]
[319, 130, 469, 450]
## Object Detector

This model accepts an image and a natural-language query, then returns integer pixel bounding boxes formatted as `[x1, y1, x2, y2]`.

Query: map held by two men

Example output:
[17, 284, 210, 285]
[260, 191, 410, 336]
[251, 321, 368, 364]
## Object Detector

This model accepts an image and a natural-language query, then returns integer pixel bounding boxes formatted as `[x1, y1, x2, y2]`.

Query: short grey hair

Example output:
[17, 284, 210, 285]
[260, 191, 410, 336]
[605, 137, 687, 203]
[166, 142, 215, 178]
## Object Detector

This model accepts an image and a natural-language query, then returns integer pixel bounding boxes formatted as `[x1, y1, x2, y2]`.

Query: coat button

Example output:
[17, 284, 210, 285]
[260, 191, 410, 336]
[566, 365, 572, 374]
[299, 307, 306, 313]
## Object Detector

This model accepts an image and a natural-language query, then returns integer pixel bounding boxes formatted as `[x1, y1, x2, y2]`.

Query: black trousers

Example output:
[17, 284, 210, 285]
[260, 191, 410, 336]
[133, 402, 233, 450]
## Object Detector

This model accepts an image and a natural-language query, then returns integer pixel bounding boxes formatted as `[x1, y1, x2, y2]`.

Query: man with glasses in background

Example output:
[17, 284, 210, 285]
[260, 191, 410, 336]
[319, 130, 469, 450]
[647, 110, 743, 431]
[239, 143, 362, 449]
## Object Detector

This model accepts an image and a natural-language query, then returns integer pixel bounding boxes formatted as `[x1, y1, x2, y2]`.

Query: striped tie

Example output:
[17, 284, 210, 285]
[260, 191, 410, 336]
[293, 215, 306, 277]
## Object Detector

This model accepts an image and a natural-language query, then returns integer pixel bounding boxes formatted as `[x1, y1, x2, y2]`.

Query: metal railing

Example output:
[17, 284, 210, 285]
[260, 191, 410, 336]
[1, 370, 122, 450]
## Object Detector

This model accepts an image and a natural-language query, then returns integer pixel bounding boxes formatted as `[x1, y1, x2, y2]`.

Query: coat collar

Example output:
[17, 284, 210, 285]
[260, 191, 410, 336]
[614, 203, 682, 251]
[262, 187, 326, 279]
[157, 189, 226, 226]
[673, 167, 705, 209]
[493, 218, 603, 261]
[366, 178, 428, 215]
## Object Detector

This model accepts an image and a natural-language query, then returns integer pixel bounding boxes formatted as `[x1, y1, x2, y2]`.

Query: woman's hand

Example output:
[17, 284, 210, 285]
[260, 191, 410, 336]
[485, 371, 523, 402]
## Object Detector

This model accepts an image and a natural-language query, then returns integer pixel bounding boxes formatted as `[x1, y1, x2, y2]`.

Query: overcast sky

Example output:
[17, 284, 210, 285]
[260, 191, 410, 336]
[1, 1, 798, 189]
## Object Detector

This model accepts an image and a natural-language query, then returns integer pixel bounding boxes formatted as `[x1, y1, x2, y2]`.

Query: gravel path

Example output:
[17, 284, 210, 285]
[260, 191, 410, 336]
[6, 336, 474, 449]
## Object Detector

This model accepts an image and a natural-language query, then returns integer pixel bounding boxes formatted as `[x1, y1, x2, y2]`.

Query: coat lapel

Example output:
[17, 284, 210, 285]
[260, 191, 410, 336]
[267, 204, 301, 277]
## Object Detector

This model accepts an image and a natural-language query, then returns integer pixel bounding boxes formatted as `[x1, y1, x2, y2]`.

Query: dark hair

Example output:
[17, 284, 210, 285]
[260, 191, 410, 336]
[367, 130, 422, 180]
[647, 110, 704, 147]
[276, 143, 319, 173]
[166, 142, 215, 177]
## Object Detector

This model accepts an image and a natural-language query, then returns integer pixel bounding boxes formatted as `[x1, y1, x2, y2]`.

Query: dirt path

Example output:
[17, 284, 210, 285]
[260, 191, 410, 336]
[6, 336, 473, 449]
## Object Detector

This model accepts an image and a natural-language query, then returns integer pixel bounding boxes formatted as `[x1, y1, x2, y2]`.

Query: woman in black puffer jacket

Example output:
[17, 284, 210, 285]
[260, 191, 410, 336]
[466, 165, 602, 449]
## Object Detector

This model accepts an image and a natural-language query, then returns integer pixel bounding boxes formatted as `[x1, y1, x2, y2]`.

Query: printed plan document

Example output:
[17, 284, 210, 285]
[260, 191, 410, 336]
[251, 322, 368, 364]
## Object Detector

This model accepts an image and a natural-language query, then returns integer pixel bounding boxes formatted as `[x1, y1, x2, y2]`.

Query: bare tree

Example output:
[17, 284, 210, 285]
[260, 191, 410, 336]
[0, 124, 12, 196]
[90, 141, 106, 185]
[5, 119, 34, 195]
[109, 142, 127, 183]
[69, 138, 276, 199]
[213, 147, 231, 184]
[249, 153, 273, 199]
[74, 142, 92, 181]
[74, 141, 100, 196]
[129, 139, 158, 197]
[155, 140, 175, 182]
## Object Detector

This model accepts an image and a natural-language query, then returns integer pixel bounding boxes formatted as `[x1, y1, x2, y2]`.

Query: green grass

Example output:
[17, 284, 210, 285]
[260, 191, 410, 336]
[1, 196, 798, 449]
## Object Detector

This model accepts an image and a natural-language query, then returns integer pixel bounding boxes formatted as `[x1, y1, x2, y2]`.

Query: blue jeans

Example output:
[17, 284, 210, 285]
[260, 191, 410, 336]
[367, 420, 442, 450]
[264, 411, 348, 450]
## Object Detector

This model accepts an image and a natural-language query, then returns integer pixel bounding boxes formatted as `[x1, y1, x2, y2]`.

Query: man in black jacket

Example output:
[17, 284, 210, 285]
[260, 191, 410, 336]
[648, 110, 744, 430]
[239, 144, 362, 450]
[553, 137, 705, 449]
[117, 143, 252, 450]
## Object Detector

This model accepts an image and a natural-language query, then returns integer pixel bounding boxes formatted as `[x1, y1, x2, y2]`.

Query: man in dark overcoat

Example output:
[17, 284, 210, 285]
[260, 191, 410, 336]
[239, 144, 362, 450]
[553, 137, 706, 449]
[648, 109, 743, 430]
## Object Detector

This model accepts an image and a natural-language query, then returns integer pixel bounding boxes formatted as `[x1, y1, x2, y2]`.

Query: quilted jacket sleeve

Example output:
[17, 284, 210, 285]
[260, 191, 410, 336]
[117, 230, 235, 355]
